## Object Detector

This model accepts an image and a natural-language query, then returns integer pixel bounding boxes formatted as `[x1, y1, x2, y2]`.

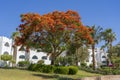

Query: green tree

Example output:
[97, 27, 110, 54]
[102, 29, 116, 58]
[108, 43, 120, 68]
[76, 46, 89, 63]
[67, 43, 89, 66]
[111, 43, 120, 57]
[1, 54, 12, 66]
[115, 44, 120, 56]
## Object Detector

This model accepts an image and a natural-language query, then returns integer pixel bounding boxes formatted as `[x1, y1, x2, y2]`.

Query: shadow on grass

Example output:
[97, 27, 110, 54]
[33, 73, 73, 80]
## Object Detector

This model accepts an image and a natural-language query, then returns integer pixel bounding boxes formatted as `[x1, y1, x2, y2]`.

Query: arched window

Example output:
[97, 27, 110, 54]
[32, 55, 38, 59]
[102, 56, 106, 58]
[19, 55, 25, 59]
[4, 51, 9, 55]
[4, 42, 9, 47]
[42, 56, 47, 60]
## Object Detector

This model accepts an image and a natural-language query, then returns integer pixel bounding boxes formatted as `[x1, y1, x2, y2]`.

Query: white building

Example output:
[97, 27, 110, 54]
[0, 36, 51, 67]
[0, 36, 108, 67]
[16, 47, 51, 65]
[0, 36, 13, 67]
[86, 48, 108, 68]
[0, 36, 12, 55]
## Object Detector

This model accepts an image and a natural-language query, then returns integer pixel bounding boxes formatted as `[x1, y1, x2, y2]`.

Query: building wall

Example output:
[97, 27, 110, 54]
[86, 48, 108, 67]
[16, 46, 26, 64]
[16, 46, 51, 65]
[0, 36, 51, 66]
[28, 49, 51, 65]
[0, 36, 13, 67]
[0, 36, 107, 67]
[0, 36, 12, 55]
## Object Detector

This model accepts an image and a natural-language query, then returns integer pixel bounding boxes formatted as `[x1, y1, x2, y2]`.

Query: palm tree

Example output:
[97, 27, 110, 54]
[90, 25, 103, 70]
[102, 29, 116, 59]
[11, 31, 20, 66]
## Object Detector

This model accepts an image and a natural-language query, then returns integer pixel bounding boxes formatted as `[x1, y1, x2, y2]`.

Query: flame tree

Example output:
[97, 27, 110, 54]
[15, 10, 93, 65]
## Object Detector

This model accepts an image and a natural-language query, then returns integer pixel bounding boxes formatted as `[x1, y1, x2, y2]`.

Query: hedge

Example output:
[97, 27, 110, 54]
[28, 64, 78, 75]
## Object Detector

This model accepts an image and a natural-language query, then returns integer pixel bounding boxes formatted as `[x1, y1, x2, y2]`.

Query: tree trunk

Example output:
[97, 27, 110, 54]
[51, 59, 54, 65]
[92, 44, 96, 70]
[13, 45, 17, 67]
[109, 42, 112, 58]
[75, 48, 79, 66]
[50, 53, 56, 65]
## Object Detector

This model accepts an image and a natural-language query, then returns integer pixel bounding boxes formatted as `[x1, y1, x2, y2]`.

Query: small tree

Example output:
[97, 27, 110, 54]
[1, 54, 12, 67]
[55, 56, 74, 66]
[67, 43, 89, 66]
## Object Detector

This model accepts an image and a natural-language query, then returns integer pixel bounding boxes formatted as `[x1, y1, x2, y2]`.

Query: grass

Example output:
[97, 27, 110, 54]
[0, 68, 101, 80]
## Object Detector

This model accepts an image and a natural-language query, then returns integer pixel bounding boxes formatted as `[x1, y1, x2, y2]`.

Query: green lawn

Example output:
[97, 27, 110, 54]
[0, 68, 101, 80]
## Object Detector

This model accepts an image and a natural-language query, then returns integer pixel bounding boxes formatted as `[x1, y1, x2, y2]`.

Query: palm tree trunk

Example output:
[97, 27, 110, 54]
[109, 42, 112, 58]
[92, 44, 95, 70]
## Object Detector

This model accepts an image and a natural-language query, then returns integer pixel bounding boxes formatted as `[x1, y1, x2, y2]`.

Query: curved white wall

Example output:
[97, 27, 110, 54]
[0, 36, 12, 55]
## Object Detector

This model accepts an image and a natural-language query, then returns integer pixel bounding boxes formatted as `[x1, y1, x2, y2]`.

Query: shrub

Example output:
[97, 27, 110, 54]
[28, 64, 55, 73]
[37, 60, 44, 64]
[112, 69, 120, 75]
[100, 67, 112, 75]
[42, 65, 55, 73]
[34, 64, 45, 72]
[28, 64, 37, 71]
[18, 61, 30, 67]
[54, 66, 69, 74]
[1, 54, 12, 61]
[89, 64, 93, 68]
[80, 62, 87, 67]
[28, 64, 45, 72]
[68, 66, 78, 75]
[28, 64, 78, 75]
[79, 66, 98, 74]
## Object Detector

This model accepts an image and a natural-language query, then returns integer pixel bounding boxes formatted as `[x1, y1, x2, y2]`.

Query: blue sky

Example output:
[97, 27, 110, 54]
[0, 0, 120, 45]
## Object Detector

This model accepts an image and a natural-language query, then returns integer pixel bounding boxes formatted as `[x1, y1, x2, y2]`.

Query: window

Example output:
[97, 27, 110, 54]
[4, 52, 9, 55]
[4, 42, 9, 47]
[32, 55, 38, 59]
[102, 56, 106, 58]
[102, 61, 107, 63]
[19, 55, 25, 59]
[42, 56, 47, 60]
